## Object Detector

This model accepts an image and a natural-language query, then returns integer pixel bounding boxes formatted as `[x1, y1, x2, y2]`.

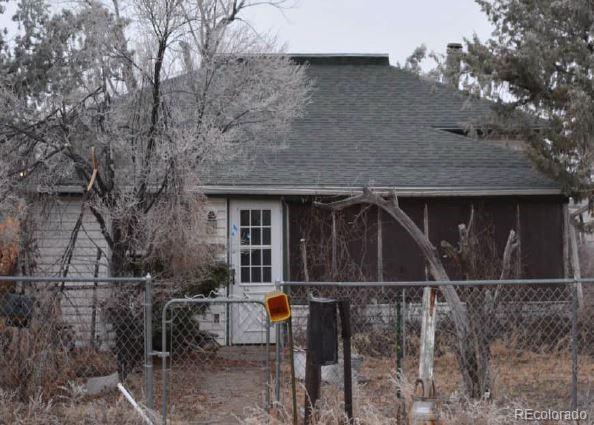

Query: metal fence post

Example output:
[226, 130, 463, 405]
[401, 288, 407, 423]
[571, 279, 578, 410]
[274, 280, 282, 406]
[144, 273, 154, 410]
[265, 316, 271, 411]
[395, 290, 403, 399]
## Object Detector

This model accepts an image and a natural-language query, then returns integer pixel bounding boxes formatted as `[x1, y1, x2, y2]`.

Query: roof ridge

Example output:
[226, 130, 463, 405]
[289, 54, 390, 66]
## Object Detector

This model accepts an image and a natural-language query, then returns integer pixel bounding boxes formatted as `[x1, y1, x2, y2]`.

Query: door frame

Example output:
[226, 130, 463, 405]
[228, 199, 283, 343]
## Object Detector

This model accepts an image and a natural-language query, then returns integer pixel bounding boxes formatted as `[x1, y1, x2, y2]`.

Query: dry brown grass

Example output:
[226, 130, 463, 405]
[0, 388, 148, 425]
[0, 304, 120, 401]
[0, 299, 77, 400]
[253, 342, 593, 425]
[3, 341, 593, 424]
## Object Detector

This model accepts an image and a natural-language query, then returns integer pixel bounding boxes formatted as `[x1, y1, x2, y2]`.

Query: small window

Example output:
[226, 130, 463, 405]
[237, 208, 274, 283]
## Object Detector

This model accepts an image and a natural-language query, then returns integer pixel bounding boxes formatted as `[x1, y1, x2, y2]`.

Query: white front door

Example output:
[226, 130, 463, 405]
[229, 200, 282, 344]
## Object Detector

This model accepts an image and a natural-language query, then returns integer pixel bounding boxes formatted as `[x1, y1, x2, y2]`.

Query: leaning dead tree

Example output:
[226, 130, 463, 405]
[316, 187, 519, 399]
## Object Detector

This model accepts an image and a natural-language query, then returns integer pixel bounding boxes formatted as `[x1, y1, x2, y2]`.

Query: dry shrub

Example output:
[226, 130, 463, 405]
[0, 388, 148, 425]
[352, 329, 397, 358]
[0, 291, 119, 400]
[0, 295, 76, 400]
[440, 398, 576, 425]
[240, 390, 394, 425]
[70, 349, 118, 377]
[0, 216, 19, 271]
[578, 301, 594, 355]
[243, 374, 579, 425]
[0, 215, 19, 297]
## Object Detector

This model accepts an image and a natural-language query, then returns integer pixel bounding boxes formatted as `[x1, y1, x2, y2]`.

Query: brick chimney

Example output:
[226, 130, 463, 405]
[446, 42, 463, 88]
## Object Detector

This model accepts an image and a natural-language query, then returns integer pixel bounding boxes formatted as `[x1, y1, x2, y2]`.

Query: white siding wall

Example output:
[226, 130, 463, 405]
[30, 195, 231, 347]
[32, 196, 111, 349]
[204, 197, 228, 263]
[197, 197, 229, 344]
[35, 196, 109, 277]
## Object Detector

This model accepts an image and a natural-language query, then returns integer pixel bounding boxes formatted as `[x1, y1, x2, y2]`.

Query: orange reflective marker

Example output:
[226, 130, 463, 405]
[264, 291, 291, 323]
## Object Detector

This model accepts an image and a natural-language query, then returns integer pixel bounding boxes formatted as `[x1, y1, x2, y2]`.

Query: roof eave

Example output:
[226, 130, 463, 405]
[38, 184, 563, 197]
[196, 185, 563, 197]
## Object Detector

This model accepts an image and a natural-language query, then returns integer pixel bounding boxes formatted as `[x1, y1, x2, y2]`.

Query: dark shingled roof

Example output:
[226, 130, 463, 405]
[201, 54, 560, 195]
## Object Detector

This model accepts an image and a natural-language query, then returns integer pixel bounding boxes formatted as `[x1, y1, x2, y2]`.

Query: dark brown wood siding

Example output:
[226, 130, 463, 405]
[519, 198, 564, 278]
[381, 199, 425, 281]
[287, 196, 565, 282]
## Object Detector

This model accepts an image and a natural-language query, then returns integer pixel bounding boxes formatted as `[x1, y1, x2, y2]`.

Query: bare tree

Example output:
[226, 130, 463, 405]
[316, 188, 519, 399]
[0, 0, 310, 277]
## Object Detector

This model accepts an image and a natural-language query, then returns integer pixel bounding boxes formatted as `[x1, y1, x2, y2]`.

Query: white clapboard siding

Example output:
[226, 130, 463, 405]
[204, 197, 228, 263]
[198, 197, 229, 344]
[35, 196, 109, 277]
[30, 195, 230, 347]
[32, 196, 112, 349]
[34, 195, 228, 276]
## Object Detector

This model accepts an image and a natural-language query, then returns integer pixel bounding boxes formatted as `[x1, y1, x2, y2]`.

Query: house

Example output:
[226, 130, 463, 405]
[32, 54, 567, 344]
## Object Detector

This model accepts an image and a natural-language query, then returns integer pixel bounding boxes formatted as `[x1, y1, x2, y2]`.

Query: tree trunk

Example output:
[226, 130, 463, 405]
[316, 189, 476, 394]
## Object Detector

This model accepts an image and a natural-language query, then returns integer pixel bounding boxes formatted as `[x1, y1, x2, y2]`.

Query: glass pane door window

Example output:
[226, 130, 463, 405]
[239, 209, 272, 283]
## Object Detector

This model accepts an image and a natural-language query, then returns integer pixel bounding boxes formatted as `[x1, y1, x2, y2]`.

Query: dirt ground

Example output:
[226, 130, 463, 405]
[154, 345, 272, 425]
[104, 344, 594, 424]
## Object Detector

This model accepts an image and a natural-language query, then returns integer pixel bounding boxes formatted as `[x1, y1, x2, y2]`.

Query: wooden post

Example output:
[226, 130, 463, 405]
[563, 204, 570, 280]
[417, 287, 437, 396]
[303, 353, 321, 425]
[377, 207, 383, 282]
[90, 248, 102, 349]
[396, 293, 403, 399]
[304, 299, 338, 425]
[515, 202, 522, 277]
[410, 287, 439, 425]
[300, 238, 310, 282]
[423, 202, 429, 281]
[569, 224, 584, 307]
[331, 211, 337, 279]
[338, 300, 353, 423]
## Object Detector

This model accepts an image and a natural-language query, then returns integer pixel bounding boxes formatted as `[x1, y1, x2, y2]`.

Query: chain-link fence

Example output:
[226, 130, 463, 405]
[276, 279, 594, 423]
[0, 275, 150, 403]
[158, 298, 272, 424]
[3, 276, 593, 424]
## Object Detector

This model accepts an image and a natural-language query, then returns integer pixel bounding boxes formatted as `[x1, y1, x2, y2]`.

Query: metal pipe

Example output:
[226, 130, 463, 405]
[571, 280, 579, 410]
[161, 302, 170, 425]
[288, 316, 298, 425]
[396, 290, 403, 400]
[144, 274, 154, 410]
[401, 288, 407, 423]
[275, 324, 282, 406]
[338, 300, 353, 423]
[274, 282, 282, 407]
[280, 278, 594, 287]
[0, 276, 148, 282]
[118, 383, 155, 425]
[265, 316, 271, 411]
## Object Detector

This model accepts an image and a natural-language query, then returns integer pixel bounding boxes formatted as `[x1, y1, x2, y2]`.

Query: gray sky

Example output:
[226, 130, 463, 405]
[241, 0, 494, 65]
[0, 0, 494, 66]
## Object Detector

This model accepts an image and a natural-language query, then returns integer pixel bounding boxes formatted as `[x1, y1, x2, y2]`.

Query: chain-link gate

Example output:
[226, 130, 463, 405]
[158, 298, 271, 424]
